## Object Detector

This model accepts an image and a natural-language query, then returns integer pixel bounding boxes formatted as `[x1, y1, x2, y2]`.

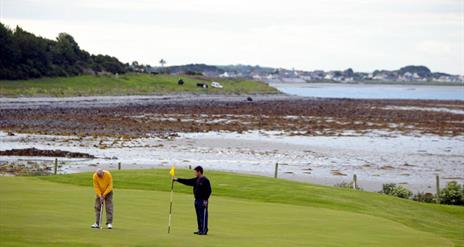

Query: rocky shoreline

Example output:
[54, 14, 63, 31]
[0, 94, 463, 138]
[0, 94, 462, 192]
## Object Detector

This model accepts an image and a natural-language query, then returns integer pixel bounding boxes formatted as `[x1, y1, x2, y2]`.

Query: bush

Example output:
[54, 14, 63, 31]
[413, 192, 435, 203]
[439, 181, 464, 205]
[185, 70, 203, 76]
[380, 183, 412, 199]
[334, 181, 362, 190]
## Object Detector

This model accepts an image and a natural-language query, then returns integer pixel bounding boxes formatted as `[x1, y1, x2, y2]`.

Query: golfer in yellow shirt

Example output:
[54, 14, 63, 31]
[91, 169, 113, 229]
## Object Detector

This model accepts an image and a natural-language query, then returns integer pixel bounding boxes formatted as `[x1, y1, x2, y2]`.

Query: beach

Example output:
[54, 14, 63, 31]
[1, 94, 463, 192]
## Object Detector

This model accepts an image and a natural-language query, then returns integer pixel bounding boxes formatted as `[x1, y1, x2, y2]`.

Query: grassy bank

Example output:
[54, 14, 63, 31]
[0, 73, 279, 97]
[0, 169, 458, 246]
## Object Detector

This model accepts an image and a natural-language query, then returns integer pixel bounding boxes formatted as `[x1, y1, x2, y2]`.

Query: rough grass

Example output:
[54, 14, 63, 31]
[0, 73, 279, 97]
[35, 169, 464, 246]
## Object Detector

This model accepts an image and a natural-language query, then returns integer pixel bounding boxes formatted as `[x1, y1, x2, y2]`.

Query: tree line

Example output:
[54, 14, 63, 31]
[0, 23, 128, 80]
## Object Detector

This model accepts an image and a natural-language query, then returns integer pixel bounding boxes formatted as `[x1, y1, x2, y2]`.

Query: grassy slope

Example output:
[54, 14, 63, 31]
[30, 169, 464, 246]
[0, 73, 279, 96]
[0, 175, 455, 247]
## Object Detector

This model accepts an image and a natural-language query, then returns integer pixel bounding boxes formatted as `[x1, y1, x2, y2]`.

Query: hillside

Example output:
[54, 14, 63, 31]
[0, 73, 279, 96]
[0, 22, 127, 80]
[154, 64, 463, 84]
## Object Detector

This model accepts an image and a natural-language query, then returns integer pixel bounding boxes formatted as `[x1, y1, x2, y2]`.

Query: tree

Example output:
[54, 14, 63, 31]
[0, 23, 129, 80]
[439, 181, 464, 205]
[159, 59, 166, 67]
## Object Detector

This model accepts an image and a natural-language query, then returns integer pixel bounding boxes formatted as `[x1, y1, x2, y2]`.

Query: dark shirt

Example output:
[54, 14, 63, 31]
[177, 176, 212, 200]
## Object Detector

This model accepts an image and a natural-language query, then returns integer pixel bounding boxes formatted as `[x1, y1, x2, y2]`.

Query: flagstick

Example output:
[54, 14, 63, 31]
[168, 179, 174, 233]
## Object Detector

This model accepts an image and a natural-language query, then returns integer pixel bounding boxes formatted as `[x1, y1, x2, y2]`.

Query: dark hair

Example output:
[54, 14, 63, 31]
[194, 166, 203, 174]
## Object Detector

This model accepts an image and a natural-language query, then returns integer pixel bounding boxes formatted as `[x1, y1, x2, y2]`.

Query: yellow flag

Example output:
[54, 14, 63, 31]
[169, 165, 176, 177]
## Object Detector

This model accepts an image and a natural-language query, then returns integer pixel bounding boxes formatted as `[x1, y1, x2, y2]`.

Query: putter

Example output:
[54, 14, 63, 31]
[99, 201, 104, 230]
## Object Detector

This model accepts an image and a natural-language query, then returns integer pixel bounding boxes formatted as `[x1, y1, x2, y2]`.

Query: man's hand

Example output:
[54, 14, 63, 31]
[203, 200, 208, 208]
[100, 196, 105, 203]
[172, 177, 177, 181]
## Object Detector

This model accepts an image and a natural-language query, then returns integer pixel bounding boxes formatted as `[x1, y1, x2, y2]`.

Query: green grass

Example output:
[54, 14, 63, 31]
[0, 169, 463, 246]
[0, 73, 279, 97]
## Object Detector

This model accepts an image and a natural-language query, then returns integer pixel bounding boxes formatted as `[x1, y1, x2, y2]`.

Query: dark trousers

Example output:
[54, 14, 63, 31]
[194, 199, 208, 233]
[94, 191, 113, 225]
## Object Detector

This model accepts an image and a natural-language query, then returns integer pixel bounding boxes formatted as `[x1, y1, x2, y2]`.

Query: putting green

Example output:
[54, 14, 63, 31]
[0, 177, 452, 247]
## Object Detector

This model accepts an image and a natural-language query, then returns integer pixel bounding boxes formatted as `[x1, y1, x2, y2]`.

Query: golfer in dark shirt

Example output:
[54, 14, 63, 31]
[174, 166, 212, 235]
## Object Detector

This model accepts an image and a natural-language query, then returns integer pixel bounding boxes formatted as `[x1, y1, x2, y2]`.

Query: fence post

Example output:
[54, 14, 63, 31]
[353, 174, 357, 189]
[118, 162, 121, 170]
[189, 165, 192, 170]
[436, 175, 440, 203]
[274, 163, 279, 179]
[54, 158, 58, 175]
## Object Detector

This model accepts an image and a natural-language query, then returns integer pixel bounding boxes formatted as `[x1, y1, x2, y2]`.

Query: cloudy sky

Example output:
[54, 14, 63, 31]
[1, 0, 463, 74]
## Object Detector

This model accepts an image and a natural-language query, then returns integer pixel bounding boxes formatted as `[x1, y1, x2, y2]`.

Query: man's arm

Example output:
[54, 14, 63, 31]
[176, 177, 196, 186]
[93, 174, 102, 197]
[103, 173, 113, 196]
[204, 179, 212, 200]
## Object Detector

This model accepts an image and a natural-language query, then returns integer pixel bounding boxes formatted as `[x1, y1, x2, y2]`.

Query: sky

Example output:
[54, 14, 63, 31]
[1, 0, 463, 74]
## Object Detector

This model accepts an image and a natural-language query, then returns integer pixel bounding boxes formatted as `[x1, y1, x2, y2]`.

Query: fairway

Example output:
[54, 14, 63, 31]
[1, 171, 462, 247]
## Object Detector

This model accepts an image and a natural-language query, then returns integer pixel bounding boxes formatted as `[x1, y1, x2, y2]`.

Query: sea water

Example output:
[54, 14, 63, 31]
[272, 83, 464, 100]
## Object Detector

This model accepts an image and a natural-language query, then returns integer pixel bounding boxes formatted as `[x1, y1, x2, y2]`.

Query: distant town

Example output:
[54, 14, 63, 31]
[141, 63, 464, 84]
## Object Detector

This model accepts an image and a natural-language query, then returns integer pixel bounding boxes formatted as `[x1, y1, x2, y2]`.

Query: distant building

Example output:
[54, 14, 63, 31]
[219, 72, 230, 78]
